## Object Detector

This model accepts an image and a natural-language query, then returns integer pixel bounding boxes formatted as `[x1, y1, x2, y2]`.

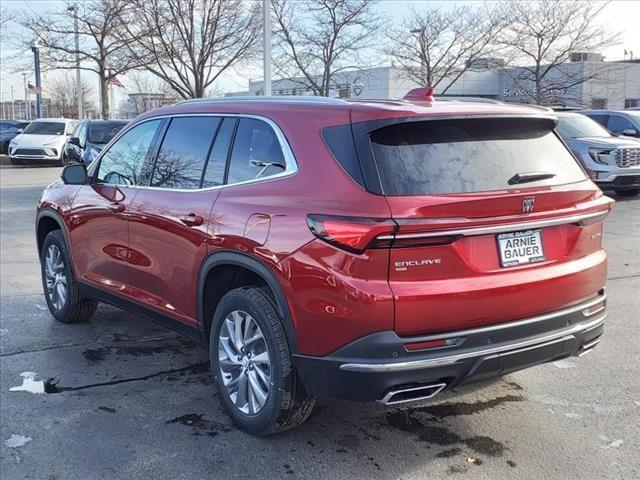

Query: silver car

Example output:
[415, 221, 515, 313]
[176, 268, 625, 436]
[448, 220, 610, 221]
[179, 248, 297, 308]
[555, 112, 640, 197]
[8, 118, 78, 165]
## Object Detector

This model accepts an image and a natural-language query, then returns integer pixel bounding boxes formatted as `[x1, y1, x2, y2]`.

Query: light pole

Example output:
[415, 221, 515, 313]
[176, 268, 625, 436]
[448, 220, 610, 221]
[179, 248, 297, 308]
[67, 3, 83, 119]
[410, 27, 427, 84]
[11, 86, 15, 119]
[263, 0, 272, 96]
[31, 41, 42, 118]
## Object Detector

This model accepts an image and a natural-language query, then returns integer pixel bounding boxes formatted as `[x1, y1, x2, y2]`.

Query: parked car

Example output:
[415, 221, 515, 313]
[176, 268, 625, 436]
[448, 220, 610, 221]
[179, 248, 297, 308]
[63, 119, 128, 165]
[556, 112, 640, 196]
[9, 118, 78, 165]
[581, 109, 640, 138]
[0, 120, 30, 154]
[36, 92, 613, 435]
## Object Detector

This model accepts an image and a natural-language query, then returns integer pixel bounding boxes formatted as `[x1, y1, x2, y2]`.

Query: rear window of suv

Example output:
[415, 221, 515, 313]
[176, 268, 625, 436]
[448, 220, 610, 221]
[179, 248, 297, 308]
[368, 118, 586, 195]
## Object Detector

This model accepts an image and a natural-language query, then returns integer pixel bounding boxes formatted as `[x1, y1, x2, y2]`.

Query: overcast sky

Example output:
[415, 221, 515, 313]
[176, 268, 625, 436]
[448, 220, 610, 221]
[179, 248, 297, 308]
[1, 0, 639, 108]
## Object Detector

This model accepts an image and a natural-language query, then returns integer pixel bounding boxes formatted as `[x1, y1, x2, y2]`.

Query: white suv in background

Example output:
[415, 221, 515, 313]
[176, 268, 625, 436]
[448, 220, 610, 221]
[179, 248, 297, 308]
[9, 118, 78, 165]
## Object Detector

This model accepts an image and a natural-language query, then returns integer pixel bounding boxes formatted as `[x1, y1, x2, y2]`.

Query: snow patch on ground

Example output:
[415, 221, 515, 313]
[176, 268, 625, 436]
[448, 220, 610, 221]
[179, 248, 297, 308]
[4, 434, 32, 448]
[9, 372, 45, 394]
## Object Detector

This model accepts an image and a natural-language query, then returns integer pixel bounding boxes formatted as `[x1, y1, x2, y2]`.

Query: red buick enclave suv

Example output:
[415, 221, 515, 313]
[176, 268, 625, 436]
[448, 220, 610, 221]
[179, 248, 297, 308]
[37, 91, 613, 434]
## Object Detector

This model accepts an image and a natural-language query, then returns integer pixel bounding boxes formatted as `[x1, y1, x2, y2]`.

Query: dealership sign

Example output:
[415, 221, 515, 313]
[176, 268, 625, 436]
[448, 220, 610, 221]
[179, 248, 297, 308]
[503, 87, 567, 97]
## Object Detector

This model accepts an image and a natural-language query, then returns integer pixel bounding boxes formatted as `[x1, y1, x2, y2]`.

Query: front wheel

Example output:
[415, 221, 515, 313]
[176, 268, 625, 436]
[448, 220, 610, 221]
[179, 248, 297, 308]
[614, 188, 640, 197]
[210, 287, 315, 435]
[40, 230, 98, 323]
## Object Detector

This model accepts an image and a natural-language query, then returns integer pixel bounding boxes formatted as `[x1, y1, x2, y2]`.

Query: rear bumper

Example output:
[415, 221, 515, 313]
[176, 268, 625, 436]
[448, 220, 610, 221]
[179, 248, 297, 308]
[294, 293, 606, 403]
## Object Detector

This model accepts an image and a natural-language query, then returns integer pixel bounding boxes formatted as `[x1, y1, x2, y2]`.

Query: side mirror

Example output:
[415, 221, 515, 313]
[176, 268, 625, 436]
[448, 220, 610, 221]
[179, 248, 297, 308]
[68, 137, 81, 147]
[622, 128, 639, 137]
[61, 163, 88, 185]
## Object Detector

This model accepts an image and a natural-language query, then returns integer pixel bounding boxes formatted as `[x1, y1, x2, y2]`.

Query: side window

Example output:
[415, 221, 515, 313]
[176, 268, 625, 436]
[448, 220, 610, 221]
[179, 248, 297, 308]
[607, 115, 634, 134]
[96, 120, 161, 186]
[78, 124, 88, 146]
[588, 115, 609, 128]
[151, 116, 220, 189]
[65, 122, 77, 135]
[227, 118, 286, 184]
[202, 118, 236, 188]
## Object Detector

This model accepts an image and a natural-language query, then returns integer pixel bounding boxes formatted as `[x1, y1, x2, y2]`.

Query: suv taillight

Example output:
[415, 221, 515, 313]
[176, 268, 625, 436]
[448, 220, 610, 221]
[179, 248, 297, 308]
[306, 215, 463, 253]
[306, 215, 397, 253]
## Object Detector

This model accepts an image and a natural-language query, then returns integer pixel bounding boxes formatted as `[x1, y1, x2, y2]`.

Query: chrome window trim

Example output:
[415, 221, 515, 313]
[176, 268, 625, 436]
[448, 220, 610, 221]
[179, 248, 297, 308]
[90, 113, 298, 192]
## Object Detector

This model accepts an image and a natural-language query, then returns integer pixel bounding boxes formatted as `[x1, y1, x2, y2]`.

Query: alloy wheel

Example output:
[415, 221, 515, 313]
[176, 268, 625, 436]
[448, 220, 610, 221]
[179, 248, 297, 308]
[218, 310, 272, 415]
[44, 244, 67, 311]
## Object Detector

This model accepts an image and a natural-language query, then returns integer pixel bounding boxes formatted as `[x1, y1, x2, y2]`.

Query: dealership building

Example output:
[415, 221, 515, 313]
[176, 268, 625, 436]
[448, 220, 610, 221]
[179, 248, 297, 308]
[230, 53, 640, 110]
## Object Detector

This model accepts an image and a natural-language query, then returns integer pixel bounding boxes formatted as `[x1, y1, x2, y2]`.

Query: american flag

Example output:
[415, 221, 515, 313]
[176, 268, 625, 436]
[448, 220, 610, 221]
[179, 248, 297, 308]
[27, 82, 42, 94]
[108, 76, 125, 88]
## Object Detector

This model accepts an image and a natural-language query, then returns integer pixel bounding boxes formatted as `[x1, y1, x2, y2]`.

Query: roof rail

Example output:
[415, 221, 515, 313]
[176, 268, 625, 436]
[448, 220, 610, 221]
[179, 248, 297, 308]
[178, 96, 348, 105]
[435, 96, 505, 105]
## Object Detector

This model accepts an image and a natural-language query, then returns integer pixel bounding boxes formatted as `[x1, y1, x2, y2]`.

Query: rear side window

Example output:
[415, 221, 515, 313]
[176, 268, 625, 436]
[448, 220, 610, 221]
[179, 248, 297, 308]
[202, 118, 236, 188]
[369, 118, 586, 195]
[227, 118, 286, 184]
[151, 116, 220, 189]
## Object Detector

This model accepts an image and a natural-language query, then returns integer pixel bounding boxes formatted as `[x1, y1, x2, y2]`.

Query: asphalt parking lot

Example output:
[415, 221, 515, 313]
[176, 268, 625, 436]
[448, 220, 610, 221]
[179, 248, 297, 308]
[1, 163, 639, 480]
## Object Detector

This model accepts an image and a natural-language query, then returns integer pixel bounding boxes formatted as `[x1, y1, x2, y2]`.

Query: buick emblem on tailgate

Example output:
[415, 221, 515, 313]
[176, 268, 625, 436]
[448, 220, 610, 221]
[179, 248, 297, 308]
[522, 196, 535, 213]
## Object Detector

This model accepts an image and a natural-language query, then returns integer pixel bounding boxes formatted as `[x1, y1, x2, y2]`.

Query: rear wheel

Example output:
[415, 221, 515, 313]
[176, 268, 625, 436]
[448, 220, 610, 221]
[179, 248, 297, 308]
[614, 188, 640, 197]
[40, 230, 98, 323]
[210, 287, 315, 435]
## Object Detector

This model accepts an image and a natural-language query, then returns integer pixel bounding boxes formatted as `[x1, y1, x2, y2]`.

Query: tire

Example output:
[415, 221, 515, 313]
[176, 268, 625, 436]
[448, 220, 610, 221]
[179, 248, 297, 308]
[40, 230, 98, 323]
[9, 158, 21, 165]
[1, 141, 8, 155]
[210, 286, 316, 435]
[614, 188, 640, 197]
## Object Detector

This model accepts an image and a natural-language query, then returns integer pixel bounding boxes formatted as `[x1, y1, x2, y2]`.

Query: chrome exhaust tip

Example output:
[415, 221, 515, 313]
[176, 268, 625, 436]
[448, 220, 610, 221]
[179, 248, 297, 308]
[379, 382, 447, 405]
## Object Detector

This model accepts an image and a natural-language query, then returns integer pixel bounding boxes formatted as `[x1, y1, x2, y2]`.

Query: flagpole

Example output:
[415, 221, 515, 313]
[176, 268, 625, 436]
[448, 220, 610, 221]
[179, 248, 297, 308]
[21, 73, 27, 120]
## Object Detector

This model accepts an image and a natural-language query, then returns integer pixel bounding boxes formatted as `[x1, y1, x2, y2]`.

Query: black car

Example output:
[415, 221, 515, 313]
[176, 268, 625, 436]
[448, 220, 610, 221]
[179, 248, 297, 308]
[63, 120, 128, 165]
[0, 120, 30, 154]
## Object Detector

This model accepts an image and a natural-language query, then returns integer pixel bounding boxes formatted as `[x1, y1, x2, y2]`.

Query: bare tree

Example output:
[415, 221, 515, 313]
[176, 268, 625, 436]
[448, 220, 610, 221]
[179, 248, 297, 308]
[47, 73, 94, 118]
[272, 0, 381, 97]
[119, 0, 260, 99]
[387, 4, 508, 94]
[20, 0, 139, 119]
[500, 0, 619, 105]
[0, 7, 15, 41]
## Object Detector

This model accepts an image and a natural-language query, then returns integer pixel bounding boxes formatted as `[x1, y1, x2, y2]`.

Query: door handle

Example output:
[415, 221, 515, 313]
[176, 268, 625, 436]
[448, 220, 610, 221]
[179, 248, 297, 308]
[179, 214, 204, 227]
[107, 203, 125, 213]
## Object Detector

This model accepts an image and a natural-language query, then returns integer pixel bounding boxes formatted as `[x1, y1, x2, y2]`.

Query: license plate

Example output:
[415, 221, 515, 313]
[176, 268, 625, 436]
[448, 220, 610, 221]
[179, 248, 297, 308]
[497, 229, 546, 267]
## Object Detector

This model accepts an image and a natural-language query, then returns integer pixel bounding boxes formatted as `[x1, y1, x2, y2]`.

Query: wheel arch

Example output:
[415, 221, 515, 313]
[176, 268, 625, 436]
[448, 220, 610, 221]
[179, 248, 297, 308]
[197, 250, 299, 354]
[36, 210, 67, 256]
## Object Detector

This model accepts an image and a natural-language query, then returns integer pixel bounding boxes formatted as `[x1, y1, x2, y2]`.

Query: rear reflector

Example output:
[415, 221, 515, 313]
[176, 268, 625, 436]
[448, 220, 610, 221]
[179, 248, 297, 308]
[404, 337, 462, 352]
[306, 215, 397, 253]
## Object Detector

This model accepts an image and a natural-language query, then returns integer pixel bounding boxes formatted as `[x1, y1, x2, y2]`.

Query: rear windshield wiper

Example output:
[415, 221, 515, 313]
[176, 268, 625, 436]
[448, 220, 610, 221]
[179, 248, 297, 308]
[508, 171, 557, 185]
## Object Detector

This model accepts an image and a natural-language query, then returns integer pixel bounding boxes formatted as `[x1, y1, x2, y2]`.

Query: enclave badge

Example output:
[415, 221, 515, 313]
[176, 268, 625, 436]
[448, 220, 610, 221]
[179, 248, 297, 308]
[522, 196, 535, 213]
